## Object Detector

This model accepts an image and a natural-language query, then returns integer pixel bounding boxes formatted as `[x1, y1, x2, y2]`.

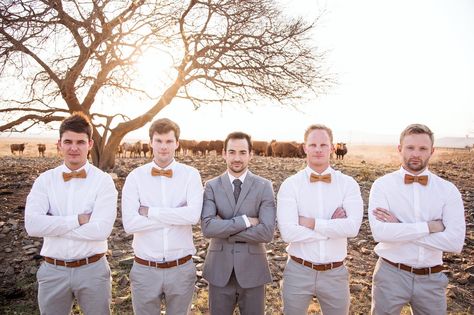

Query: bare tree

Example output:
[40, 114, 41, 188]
[0, 0, 332, 170]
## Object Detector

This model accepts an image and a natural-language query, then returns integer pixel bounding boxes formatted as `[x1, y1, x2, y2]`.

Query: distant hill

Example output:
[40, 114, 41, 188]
[435, 137, 474, 148]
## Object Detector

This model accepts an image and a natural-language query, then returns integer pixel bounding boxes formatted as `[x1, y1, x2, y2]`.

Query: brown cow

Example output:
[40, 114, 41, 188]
[116, 144, 124, 158]
[252, 141, 268, 156]
[37, 144, 46, 157]
[142, 143, 150, 158]
[178, 139, 197, 156]
[122, 142, 139, 158]
[336, 143, 348, 160]
[208, 140, 224, 155]
[267, 140, 276, 157]
[193, 141, 209, 155]
[271, 141, 304, 158]
[10, 143, 26, 155]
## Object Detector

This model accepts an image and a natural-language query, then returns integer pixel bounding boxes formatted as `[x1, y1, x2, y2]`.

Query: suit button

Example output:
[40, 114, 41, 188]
[235, 251, 240, 253]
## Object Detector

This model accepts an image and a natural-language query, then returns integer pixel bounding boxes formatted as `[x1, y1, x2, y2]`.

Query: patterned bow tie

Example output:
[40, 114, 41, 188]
[151, 168, 173, 178]
[310, 173, 331, 183]
[62, 169, 87, 182]
[404, 174, 428, 186]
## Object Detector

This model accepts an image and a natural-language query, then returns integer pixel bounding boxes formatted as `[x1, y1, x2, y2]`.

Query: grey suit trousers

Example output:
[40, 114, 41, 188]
[371, 258, 448, 315]
[209, 270, 265, 315]
[37, 256, 111, 315]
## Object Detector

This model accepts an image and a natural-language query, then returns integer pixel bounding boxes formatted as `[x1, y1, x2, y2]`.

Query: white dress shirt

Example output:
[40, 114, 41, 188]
[25, 161, 118, 260]
[277, 166, 363, 263]
[227, 171, 251, 227]
[122, 160, 203, 261]
[368, 167, 465, 267]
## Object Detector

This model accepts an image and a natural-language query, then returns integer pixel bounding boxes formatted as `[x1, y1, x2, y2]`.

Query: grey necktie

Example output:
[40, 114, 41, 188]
[233, 179, 242, 203]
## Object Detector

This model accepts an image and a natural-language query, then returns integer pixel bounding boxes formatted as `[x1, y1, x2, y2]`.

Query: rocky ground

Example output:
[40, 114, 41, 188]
[0, 150, 473, 314]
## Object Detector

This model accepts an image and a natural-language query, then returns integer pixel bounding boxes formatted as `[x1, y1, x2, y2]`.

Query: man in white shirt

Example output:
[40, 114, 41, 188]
[25, 113, 118, 315]
[368, 123, 465, 315]
[121, 118, 203, 315]
[277, 124, 363, 315]
[201, 132, 276, 315]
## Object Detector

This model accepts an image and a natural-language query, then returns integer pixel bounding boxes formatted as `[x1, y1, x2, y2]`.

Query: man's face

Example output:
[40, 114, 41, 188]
[224, 138, 252, 177]
[303, 129, 334, 172]
[398, 133, 434, 174]
[58, 131, 93, 170]
[151, 131, 178, 168]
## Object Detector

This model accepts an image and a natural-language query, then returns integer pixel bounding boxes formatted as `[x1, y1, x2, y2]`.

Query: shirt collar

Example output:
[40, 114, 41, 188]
[304, 165, 333, 176]
[152, 159, 176, 170]
[227, 170, 248, 185]
[398, 166, 431, 177]
[62, 161, 90, 173]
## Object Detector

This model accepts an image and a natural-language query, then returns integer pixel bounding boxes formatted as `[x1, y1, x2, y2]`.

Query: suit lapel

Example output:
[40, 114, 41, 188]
[219, 173, 236, 209]
[233, 171, 255, 216]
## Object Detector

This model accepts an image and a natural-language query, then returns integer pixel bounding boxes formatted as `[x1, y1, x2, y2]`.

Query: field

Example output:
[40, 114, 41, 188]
[0, 139, 472, 314]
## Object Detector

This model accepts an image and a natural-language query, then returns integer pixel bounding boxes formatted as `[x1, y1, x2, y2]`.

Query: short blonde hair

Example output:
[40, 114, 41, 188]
[304, 124, 333, 143]
[400, 124, 434, 145]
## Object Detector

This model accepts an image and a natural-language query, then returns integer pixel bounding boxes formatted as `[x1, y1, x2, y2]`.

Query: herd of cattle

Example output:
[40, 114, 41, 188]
[9, 141, 348, 159]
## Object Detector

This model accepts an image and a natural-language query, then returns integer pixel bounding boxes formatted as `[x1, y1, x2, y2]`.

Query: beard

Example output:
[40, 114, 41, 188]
[404, 158, 428, 173]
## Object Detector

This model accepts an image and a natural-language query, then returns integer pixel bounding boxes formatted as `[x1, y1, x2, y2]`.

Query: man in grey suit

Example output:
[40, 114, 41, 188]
[201, 131, 276, 315]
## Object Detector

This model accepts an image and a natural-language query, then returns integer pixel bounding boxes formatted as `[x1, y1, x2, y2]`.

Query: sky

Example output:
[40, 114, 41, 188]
[125, 0, 474, 145]
[2, 0, 474, 145]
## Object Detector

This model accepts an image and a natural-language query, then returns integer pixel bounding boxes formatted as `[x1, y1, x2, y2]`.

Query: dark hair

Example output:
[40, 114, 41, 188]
[59, 112, 93, 140]
[224, 132, 252, 152]
[400, 124, 434, 145]
[304, 124, 333, 143]
[149, 118, 180, 141]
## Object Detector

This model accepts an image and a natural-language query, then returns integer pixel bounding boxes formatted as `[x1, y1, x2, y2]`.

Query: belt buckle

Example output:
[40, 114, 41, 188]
[329, 262, 334, 270]
[409, 266, 413, 274]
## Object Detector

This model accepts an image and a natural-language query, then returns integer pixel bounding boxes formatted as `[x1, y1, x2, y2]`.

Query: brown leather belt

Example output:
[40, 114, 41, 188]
[44, 253, 105, 268]
[383, 258, 443, 275]
[134, 255, 192, 268]
[291, 255, 344, 271]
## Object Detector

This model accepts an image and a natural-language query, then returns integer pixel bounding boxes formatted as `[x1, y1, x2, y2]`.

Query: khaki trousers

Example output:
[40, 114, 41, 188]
[371, 258, 448, 315]
[37, 256, 111, 315]
[282, 258, 350, 315]
[130, 259, 196, 315]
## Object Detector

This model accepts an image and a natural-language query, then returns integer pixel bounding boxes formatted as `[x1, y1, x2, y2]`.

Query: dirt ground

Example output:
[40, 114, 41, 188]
[0, 143, 472, 314]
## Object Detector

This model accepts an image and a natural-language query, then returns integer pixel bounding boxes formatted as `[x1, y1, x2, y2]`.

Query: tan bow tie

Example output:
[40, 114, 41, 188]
[310, 173, 331, 183]
[62, 169, 87, 182]
[404, 174, 428, 186]
[151, 168, 173, 178]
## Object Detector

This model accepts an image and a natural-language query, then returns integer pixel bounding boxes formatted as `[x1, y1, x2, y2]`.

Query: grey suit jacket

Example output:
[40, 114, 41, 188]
[201, 171, 276, 289]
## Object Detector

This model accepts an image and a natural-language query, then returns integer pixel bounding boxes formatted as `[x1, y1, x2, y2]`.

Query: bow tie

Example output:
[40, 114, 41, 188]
[310, 173, 331, 183]
[62, 169, 87, 182]
[404, 174, 428, 186]
[151, 168, 173, 178]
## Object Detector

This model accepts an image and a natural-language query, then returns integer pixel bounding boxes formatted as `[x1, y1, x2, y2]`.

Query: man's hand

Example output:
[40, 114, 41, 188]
[299, 216, 315, 229]
[331, 207, 347, 219]
[78, 213, 91, 225]
[373, 207, 400, 223]
[248, 217, 260, 226]
[138, 206, 149, 217]
[428, 220, 445, 233]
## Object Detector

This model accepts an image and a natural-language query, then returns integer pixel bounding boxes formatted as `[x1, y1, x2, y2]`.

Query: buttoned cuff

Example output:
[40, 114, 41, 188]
[242, 215, 251, 228]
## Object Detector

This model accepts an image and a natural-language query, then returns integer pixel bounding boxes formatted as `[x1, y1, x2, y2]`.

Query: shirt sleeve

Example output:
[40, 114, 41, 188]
[228, 180, 276, 243]
[368, 179, 430, 242]
[413, 184, 465, 253]
[62, 174, 118, 241]
[122, 172, 170, 234]
[25, 174, 80, 237]
[201, 182, 248, 238]
[315, 177, 363, 238]
[277, 179, 328, 243]
[147, 169, 203, 225]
